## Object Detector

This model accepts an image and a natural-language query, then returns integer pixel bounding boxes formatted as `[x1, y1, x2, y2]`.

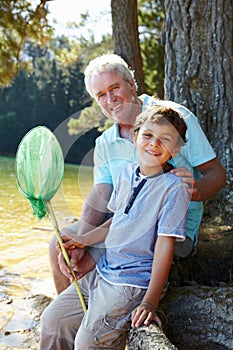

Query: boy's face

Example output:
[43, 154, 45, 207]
[134, 120, 181, 176]
[90, 70, 140, 126]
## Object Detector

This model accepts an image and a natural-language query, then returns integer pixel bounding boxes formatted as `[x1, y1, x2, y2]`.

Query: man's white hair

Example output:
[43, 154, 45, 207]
[84, 53, 137, 99]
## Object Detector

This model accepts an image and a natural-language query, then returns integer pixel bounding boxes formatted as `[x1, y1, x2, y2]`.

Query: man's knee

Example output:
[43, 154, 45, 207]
[49, 235, 58, 264]
[40, 299, 77, 350]
[48, 234, 70, 294]
[41, 302, 57, 334]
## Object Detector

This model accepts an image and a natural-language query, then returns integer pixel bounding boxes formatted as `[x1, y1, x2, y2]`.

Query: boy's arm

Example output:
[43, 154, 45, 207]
[62, 217, 112, 248]
[131, 236, 175, 329]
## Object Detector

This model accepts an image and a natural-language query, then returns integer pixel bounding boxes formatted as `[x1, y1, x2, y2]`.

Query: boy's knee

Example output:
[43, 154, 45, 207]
[74, 327, 93, 350]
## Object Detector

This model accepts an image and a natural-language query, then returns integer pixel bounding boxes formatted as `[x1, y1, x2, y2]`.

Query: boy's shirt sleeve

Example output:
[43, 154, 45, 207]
[157, 182, 190, 241]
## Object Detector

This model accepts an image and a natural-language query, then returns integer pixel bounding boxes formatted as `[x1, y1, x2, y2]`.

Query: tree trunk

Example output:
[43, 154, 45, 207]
[127, 284, 233, 350]
[111, 0, 145, 94]
[163, 0, 233, 220]
[161, 286, 233, 350]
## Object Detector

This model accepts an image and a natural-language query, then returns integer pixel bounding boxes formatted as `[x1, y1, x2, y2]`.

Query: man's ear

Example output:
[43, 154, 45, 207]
[129, 78, 136, 93]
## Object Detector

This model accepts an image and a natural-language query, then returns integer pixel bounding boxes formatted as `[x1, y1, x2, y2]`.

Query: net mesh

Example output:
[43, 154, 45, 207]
[15, 126, 64, 219]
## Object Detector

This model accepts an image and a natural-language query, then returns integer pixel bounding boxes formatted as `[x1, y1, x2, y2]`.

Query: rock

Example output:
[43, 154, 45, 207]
[161, 286, 233, 350]
[127, 323, 177, 349]
[21, 294, 53, 348]
[25, 294, 53, 321]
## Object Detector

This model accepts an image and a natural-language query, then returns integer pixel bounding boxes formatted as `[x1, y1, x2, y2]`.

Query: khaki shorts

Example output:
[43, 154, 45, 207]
[40, 269, 146, 350]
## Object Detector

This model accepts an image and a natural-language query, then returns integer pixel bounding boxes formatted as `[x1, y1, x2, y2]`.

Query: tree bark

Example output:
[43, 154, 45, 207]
[161, 286, 233, 350]
[127, 323, 177, 350]
[163, 0, 233, 219]
[127, 284, 233, 350]
[111, 0, 145, 94]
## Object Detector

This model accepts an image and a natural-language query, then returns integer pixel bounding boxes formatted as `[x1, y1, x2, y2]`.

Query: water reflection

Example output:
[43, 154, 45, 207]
[0, 156, 93, 348]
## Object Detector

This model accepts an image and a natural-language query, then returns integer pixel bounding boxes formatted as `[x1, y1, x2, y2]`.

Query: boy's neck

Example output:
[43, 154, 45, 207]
[139, 162, 172, 177]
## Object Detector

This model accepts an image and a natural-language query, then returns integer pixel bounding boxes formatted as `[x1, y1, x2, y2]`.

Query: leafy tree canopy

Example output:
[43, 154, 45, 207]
[0, 0, 167, 153]
[0, 0, 53, 86]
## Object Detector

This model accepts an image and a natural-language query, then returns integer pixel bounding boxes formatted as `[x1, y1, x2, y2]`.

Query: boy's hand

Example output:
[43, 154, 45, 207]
[131, 302, 162, 329]
[56, 233, 85, 251]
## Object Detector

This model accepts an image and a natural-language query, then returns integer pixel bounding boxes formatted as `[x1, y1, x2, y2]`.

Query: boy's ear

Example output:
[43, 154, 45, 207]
[133, 131, 137, 146]
[171, 145, 181, 158]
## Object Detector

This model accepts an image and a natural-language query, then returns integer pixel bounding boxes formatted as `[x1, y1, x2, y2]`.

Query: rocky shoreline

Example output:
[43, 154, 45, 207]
[0, 277, 55, 349]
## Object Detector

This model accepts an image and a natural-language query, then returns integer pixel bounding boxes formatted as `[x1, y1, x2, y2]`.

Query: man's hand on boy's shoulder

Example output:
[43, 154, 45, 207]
[170, 166, 197, 198]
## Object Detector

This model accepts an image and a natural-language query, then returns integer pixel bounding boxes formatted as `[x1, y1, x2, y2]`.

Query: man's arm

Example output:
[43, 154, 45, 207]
[171, 157, 226, 201]
[60, 182, 113, 239]
[77, 183, 113, 234]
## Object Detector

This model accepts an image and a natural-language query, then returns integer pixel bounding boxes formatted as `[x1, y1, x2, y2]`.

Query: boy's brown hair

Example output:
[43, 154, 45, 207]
[133, 105, 187, 146]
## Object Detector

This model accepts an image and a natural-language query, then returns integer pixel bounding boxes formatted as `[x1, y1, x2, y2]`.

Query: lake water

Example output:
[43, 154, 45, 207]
[0, 156, 93, 348]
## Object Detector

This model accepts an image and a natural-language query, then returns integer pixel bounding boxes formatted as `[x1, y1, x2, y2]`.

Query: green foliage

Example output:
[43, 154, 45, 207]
[138, 0, 165, 31]
[0, 112, 24, 152]
[140, 33, 165, 97]
[68, 101, 104, 135]
[68, 100, 113, 136]
[0, 0, 166, 162]
[138, 0, 165, 97]
[0, 32, 113, 163]
[0, 0, 53, 86]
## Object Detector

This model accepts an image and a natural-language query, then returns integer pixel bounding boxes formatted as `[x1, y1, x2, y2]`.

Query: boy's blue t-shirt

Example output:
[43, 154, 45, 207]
[96, 163, 188, 288]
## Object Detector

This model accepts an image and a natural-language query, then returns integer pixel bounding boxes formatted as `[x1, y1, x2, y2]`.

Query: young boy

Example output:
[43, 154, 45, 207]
[40, 105, 190, 350]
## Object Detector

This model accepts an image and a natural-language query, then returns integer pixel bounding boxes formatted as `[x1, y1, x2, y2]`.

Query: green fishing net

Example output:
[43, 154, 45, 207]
[15, 126, 64, 219]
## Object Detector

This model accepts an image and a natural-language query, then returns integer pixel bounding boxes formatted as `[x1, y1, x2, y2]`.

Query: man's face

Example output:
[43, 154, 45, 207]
[90, 70, 140, 126]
